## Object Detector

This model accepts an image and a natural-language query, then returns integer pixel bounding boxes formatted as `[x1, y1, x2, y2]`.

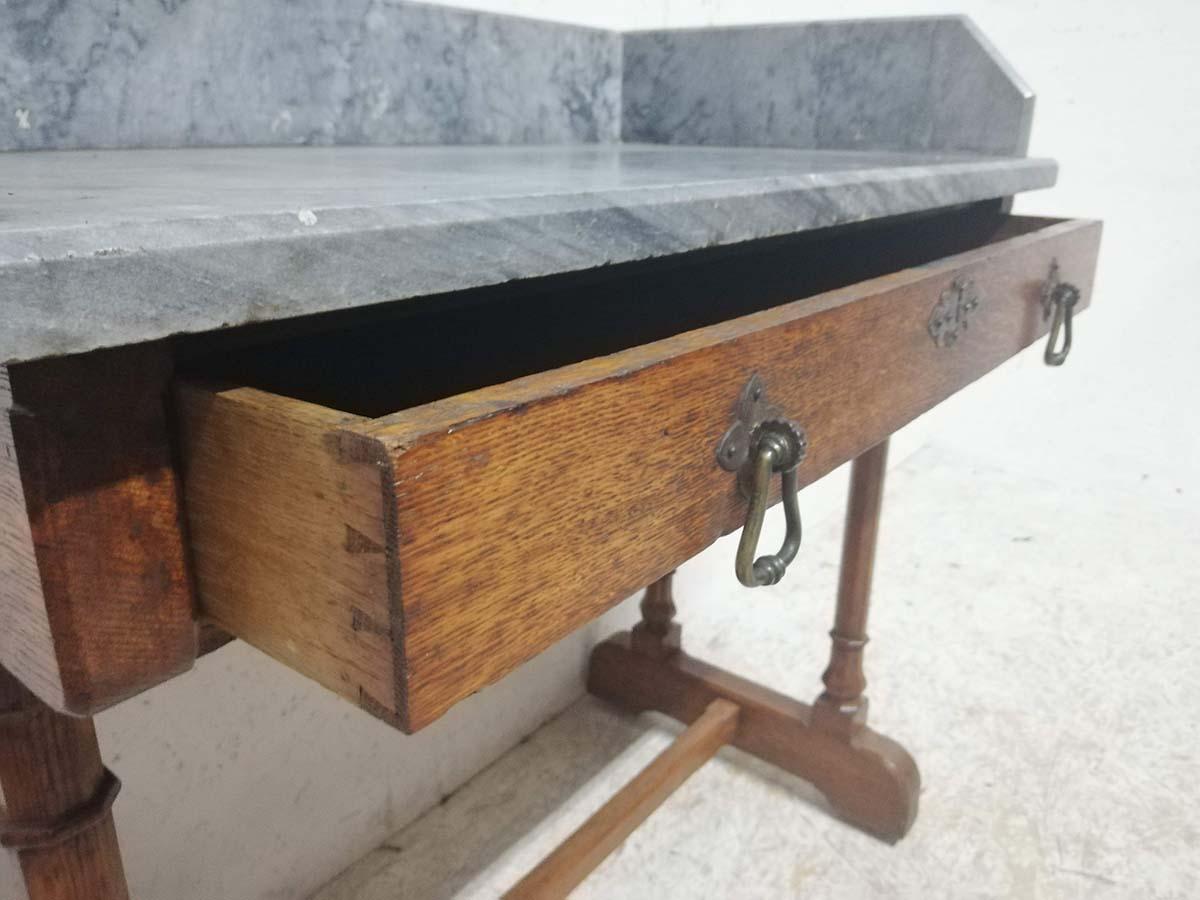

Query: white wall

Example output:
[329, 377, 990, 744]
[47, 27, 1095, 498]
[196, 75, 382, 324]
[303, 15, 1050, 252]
[4, 2, 1196, 898]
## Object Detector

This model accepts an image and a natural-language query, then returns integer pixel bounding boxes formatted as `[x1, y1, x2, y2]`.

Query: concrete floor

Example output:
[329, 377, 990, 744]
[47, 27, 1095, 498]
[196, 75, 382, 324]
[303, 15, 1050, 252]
[311, 441, 1200, 900]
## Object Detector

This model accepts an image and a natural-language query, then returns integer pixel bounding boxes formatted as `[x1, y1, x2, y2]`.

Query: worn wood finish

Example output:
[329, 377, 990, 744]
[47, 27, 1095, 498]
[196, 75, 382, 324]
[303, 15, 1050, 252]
[815, 438, 889, 730]
[506, 698, 739, 899]
[588, 634, 919, 843]
[173, 385, 400, 718]
[0, 346, 197, 714]
[0, 667, 130, 900]
[177, 217, 1101, 732]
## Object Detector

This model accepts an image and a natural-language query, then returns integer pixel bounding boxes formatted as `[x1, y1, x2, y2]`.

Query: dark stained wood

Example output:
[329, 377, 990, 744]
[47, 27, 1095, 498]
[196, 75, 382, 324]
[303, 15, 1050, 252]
[506, 698, 739, 899]
[588, 634, 919, 843]
[0, 346, 197, 714]
[815, 438, 889, 731]
[0, 667, 130, 900]
[196, 623, 235, 657]
[630, 571, 680, 660]
[176, 217, 1100, 732]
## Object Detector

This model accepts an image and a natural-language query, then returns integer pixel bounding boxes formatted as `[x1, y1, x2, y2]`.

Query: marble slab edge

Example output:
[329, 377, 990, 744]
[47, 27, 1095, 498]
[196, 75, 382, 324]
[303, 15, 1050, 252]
[0, 156, 1055, 364]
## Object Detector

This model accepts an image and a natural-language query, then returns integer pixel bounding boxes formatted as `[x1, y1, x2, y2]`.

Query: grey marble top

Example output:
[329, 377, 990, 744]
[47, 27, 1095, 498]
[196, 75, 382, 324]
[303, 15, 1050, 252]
[0, 144, 1055, 363]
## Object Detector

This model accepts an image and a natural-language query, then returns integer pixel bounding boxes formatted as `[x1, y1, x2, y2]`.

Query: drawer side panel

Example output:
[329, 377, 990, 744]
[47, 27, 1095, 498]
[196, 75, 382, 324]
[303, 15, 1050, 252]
[177, 384, 402, 721]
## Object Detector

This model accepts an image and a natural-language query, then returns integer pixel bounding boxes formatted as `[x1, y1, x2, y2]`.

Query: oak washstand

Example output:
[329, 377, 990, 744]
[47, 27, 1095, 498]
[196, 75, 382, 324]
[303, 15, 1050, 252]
[0, 9, 1099, 899]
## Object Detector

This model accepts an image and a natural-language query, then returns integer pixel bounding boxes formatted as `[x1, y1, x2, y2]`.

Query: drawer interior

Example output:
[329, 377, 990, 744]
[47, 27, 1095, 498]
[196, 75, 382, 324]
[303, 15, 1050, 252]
[177, 207, 1057, 417]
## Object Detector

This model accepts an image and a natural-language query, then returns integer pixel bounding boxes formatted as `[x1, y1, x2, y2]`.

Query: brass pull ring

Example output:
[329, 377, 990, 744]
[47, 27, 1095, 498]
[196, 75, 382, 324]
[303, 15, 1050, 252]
[1042, 260, 1081, 367]
[735, 421, 807, 587]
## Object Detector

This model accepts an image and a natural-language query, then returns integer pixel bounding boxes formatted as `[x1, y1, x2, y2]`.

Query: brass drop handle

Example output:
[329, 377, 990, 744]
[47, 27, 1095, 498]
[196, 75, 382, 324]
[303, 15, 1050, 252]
[734, 420, 807, 587]
[1042, 260, 1081, 367]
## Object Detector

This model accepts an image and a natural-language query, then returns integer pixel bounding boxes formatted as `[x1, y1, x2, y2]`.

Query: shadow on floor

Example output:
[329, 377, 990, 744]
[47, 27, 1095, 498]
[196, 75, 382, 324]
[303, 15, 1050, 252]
[314, 690, 844, 900]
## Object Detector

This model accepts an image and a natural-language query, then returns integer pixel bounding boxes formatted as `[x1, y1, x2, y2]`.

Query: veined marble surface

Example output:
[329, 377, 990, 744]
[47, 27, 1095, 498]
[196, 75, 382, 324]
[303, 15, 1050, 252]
[0, 0, 621, 150]
[0, 143, 1055, 364]
[623, 17, 1033, 156]
[1, 6, 1030, 157]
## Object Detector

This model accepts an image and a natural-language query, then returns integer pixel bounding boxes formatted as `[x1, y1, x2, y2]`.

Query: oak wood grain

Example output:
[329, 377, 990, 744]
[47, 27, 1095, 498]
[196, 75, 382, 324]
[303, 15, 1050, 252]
[178, 217, 1101, 732]
[356, 217, 1100, 730]
[0, 346, 197, 714]
[174, 384, 405, 722]
[0, 370, 61, 708]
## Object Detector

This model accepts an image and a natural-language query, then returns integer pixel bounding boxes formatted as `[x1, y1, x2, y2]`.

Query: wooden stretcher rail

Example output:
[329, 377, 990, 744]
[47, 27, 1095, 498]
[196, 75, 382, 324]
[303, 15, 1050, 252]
[505, 699, 740, 899]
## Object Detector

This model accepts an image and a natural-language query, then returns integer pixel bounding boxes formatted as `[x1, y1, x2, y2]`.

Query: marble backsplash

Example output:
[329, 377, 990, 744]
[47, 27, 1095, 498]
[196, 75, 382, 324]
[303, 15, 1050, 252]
[623, 17, 1033, 156]
[0, 4, 1030, 156]
[0, 0, 622, 150]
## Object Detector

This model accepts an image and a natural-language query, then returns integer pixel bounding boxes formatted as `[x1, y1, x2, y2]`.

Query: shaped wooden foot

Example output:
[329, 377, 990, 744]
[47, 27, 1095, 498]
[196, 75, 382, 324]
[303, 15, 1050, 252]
[588, 635, 918, 843]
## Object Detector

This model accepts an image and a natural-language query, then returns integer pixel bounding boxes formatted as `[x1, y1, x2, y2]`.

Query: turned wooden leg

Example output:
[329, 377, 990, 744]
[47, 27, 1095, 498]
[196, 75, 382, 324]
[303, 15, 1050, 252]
[804, 437, 919, 837]
[0, 667, 129, 900]
[813, 438, 888, 733]
[630, 570, 681, 660]
[589, 437, 919, 843]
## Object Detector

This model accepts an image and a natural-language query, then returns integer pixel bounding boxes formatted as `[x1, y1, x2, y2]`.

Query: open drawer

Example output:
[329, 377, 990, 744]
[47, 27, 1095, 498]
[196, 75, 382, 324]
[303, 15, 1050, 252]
[176, 213, 1100, 732]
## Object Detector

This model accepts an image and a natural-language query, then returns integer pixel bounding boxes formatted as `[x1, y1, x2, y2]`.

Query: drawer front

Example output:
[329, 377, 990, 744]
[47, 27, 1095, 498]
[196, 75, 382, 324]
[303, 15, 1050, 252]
[178, 217, 1101, 732]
